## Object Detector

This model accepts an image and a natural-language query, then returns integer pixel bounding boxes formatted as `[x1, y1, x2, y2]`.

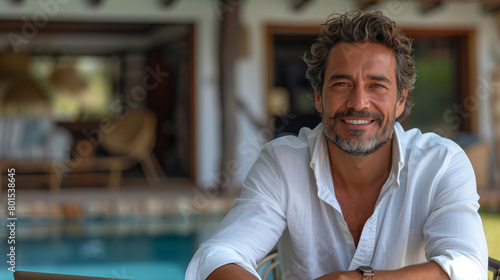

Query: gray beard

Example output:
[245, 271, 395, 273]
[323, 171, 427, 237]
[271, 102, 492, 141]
[322, 117, 394, 157]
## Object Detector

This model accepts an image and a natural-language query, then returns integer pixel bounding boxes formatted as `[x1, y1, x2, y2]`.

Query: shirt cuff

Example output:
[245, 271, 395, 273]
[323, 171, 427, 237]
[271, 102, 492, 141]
[430, 250, 487, 280]
[185, 245, 262, 280]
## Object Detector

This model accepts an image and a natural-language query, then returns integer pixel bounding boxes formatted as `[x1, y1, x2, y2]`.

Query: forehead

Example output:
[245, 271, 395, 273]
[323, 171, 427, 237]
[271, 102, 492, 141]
[325, 42, 397, 79]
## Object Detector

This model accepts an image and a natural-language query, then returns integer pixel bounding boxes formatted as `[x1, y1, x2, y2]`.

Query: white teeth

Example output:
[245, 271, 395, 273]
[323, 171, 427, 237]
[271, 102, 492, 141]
[344, 119, 371, 125]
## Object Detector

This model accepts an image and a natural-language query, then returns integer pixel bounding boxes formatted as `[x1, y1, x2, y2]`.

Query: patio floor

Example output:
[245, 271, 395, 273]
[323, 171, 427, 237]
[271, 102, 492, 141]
[0, 178, 239, 221]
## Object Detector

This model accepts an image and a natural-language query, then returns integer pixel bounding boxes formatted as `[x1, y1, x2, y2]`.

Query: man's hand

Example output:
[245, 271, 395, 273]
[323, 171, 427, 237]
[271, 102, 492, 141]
[314, 261, 450, 280]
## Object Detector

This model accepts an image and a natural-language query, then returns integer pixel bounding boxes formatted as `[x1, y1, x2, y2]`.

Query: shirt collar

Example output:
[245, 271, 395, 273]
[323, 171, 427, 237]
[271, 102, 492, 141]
[392, 122, 405, 186]
[378, 122, 405, 203]
[309, 123, 339, 210]
[310, 122, 405, 208]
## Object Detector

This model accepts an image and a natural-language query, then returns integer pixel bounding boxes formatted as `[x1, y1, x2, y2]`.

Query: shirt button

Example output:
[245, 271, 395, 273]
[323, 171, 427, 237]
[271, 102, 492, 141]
[341, 225, 347, 232]
[344, 234, 351, 241]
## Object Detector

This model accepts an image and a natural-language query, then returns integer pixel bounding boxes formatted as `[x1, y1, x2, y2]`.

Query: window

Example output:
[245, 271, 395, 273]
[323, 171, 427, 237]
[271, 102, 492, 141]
[402, 29, 476, 137]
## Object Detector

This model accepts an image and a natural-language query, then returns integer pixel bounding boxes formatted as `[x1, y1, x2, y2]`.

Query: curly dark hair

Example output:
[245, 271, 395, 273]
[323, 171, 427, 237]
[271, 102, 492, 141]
[303, 10, 416, 122]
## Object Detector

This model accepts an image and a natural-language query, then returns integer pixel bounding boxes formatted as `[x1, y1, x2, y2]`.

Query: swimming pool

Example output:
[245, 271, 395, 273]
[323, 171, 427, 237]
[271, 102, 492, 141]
[0, 214, 222, 280]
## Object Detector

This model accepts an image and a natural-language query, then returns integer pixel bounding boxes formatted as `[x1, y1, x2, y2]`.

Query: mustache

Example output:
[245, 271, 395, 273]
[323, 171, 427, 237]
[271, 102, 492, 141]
[331, 109, 382, 120]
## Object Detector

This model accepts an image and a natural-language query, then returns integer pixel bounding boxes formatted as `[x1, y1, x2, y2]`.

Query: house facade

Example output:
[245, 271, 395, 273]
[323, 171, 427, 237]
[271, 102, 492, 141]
[0, 0, 498, 192]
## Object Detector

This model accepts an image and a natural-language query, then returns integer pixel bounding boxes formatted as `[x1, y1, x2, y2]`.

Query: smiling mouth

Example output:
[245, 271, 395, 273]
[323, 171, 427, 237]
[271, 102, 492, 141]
[342, 119, 374, 125]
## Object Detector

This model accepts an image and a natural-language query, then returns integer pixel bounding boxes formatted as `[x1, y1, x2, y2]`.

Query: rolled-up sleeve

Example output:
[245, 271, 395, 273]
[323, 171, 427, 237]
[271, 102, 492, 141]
[185, 145, 287, 280]
[424, 150, 488, 280]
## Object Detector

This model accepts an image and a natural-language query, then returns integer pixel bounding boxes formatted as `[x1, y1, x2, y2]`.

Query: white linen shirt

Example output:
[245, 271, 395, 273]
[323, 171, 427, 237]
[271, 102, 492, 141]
[185, 123, 488, 280]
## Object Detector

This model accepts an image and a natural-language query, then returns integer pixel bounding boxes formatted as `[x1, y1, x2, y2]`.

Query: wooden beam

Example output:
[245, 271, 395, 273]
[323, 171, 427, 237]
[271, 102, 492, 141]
[357, 0, 379, 11]
[420, 1, 443, 13]
[291, 0, 312, 11]
[160, 0, 177, 6]
[356, 0, 378, 10]
[218, 0, 240, 190]
[494, 10, 500, 37]
[87, 0, 104, 7]
[482, 3, 500, 13]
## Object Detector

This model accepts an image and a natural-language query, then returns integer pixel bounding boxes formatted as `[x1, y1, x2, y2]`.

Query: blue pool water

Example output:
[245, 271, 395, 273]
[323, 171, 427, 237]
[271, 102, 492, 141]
[0, 216, 221, 280]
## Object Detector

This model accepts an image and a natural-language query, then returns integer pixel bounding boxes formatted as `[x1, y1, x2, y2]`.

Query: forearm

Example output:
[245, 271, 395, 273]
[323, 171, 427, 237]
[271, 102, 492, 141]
[206, 263, 258, 280]
[315, 261, 449, 280]
[374, 261, 450, 280]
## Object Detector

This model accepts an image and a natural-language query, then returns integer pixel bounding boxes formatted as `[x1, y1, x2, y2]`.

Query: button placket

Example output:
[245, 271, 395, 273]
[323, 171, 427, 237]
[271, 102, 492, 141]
[341, 223, 351, 241]
[348, 209, 379, 270]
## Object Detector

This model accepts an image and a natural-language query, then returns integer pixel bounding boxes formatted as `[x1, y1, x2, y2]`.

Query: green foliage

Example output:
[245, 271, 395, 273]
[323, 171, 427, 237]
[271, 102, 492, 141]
[480, 212, 500, 279]
[481, 212, 500, 260]
[406, 58, 456, 134]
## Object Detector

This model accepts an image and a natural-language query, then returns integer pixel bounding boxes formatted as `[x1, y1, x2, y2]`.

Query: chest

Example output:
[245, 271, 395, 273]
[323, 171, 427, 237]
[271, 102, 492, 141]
[339, 201, 374, 245]
[328, 176, 388, 246]
[331, 175, 385, 246]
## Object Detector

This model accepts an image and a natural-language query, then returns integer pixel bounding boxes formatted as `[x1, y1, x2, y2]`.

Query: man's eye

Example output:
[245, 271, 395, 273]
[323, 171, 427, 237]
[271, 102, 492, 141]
[372, 84, 386, 89]
[333, 82, 348, 87]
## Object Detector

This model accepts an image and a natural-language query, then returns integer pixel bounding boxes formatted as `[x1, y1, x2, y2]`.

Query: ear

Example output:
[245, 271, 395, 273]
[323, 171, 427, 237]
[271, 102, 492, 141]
[395, 88, 408, 118]
[315, 89, 323, 114]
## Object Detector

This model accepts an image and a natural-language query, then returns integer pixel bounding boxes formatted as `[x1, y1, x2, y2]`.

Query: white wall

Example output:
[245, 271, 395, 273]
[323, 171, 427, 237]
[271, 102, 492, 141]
[0, 0, 497, 188]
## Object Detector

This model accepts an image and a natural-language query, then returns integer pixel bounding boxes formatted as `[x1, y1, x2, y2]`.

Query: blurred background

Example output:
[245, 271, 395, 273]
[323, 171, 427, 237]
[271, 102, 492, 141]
[0, 0, 499, 279]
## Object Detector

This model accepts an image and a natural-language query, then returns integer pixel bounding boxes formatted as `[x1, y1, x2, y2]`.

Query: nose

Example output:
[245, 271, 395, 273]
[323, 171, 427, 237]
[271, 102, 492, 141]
[346, 85, 370, 111]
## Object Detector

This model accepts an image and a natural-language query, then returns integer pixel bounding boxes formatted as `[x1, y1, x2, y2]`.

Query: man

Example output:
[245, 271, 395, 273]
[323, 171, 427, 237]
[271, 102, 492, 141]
[186, 10, 488, 280]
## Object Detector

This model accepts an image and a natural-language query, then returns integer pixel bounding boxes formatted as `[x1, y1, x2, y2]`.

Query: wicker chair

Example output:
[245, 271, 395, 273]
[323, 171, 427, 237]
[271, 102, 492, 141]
[98, 108, 165, 187]
[490, 257, 500, 280]
[256, 250, 281, 280]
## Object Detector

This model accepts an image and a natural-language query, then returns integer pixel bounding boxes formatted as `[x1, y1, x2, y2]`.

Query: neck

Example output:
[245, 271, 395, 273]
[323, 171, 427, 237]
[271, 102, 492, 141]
[327, 137, 393, 195]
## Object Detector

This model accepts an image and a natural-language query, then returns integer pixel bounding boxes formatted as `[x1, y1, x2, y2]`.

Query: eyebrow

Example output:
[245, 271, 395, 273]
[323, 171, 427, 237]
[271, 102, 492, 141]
[326, 74, 352, 83]
[326, 74, 393, 85]
[368, 75, 392, 85]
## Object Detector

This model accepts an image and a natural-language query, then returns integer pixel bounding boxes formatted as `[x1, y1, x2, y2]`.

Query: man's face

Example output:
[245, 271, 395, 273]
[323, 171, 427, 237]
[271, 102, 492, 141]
[315, 42, 407, 156]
